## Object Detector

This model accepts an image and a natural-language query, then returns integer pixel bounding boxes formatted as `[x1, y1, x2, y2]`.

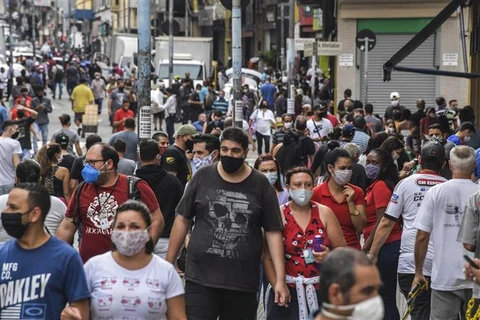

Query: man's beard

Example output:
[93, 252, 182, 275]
[96, 170, 112, 186]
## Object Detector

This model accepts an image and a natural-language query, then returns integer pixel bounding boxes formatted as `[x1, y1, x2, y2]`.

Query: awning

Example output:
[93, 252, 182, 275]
[74, 9, 94, 21]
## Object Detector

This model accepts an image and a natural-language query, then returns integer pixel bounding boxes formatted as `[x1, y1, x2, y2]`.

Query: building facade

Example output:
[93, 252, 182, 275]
[336, 0, 469, 114]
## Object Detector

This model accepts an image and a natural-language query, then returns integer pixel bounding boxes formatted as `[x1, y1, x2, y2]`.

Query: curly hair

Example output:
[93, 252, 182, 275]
[35, 143, 61, 179]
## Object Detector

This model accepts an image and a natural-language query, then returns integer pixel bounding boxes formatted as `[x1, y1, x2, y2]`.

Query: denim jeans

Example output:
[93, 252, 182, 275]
[377, 240, 401, 320]
[94, 98, 103, 114]
[255, 132, 271, 155]
[35, 123, 49, 145]
[21, 148, 32, 160]
[53, 81, 63, 99]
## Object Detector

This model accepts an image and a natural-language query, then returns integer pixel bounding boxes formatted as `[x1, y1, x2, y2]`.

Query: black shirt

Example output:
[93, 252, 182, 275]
[15, 117, 35, 150]
[205, 120, 225, 134]
[176, 164, 283, 292]
[70, 155, 85, 182]
[58, 153, 77, 171]
[411, 110, 426, 126]
[160, 145, 190, 186]
[135, 164, 184, 238]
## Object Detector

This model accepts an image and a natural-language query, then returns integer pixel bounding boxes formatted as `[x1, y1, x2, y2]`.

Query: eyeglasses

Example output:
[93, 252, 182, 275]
[83, 159, 105, 166]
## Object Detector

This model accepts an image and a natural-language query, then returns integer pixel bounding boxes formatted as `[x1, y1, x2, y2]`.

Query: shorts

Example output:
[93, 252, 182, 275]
[74, 112, 84, 123]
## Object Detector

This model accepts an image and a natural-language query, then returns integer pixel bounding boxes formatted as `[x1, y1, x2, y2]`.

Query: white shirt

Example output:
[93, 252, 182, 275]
[160, 95, 177, 117]
[250, 108, 275, 136]
[306, 118, 333, 140]
[150, 89, 164, 114]
[415, 179, 479, 290]
[85, 252, 184, 320]
[385, 173, 447, 276]
[0, 137, 22, 186]
[0, 195, 67, 243]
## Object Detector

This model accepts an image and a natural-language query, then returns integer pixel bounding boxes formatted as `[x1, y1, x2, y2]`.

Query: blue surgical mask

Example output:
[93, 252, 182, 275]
[264, 172, 278, 185]
[81, 163, 106, 184]
[289, 189, 313, 206]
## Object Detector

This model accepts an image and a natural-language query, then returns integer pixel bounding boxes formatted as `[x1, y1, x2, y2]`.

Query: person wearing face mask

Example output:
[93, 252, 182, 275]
[212, 89, 229, 116]
[447, 121, 476, 146]
[135, 140, 184, 259]
[307, 104, 333, 145]
[272, 113, 293, 156]
[420, 107, 439, 142]
[31, 86, 52, 147]
[313, 248, 384, 320]
[90, 71, 106, 115]
[383, 92, 405, 125]
[367, 141, 446, 320]
[35, 143, 71, 204]
[312, 148, 367, 249]
[359, 148, 401, 320]
[152, 131, 170, 156]
[166, 127, 290, 320]
[160, 124, 198, 186]
[191, 134, 220, 176]
[108, 79, 130, 130]
[254, 154, 289, 205]
[0, 121, 22, 195]
[14, 104, 38, 160]
[379, 136, 407, 174]
[0, 183, 90, 319]
[80, 200, 186, 319]
[249, 99, 277, 155]
[263, 166, 346, 320]
[204, 110, 225, 134]
[56, 143, 164, 263]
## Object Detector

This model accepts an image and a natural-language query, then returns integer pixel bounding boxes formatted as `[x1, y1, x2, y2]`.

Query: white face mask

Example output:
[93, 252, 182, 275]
[391, 100, 399, 107]
[464, 135, 472, 143]
[283, 122, 292, 129]
[322, 295, 385, 320]
[392, 151, 400, 161]
[264, 172, 278, 185]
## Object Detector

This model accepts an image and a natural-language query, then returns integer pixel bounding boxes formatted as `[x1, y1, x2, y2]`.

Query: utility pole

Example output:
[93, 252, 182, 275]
[137, 0, 151, 141]
[232, 0, 242, 128]
[127, 0, 131, 33]
[168, 0, 174, 86]
[32, 13, 36, 59]
[8, 0, 13, 68]
[280, 3, 285, 73]
[287, 0, 295, 98]
[185, 0, 189, 37]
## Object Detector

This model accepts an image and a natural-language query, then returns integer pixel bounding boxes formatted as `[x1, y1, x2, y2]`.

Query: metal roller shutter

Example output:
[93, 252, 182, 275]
[359, 33, 437, 115]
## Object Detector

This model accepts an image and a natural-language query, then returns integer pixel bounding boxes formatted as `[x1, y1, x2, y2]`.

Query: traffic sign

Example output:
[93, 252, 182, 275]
[356, 29, 376, 52]
[316, 41, 342, 56]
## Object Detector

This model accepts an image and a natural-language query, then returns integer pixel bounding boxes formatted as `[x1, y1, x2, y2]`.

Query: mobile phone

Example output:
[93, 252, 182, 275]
[464, 255, 480, 270]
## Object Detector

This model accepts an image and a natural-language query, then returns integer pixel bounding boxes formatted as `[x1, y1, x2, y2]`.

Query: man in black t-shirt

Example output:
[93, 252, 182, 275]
[166, 127, 290, 319]
[204, 111, 225, 134]
[55, 133, 76, 171]
[14, 105, 38, 160]
[160, 124, 198, 186]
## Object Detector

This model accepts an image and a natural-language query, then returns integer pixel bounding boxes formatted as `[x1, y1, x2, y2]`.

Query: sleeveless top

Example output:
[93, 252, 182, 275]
[44, 166, 64, 198]
[283, 201, 330, 286]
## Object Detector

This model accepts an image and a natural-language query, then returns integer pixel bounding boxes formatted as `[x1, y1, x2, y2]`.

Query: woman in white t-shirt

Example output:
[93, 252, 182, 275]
[249, 99, 277, 155]
[83, 200, 186, 320]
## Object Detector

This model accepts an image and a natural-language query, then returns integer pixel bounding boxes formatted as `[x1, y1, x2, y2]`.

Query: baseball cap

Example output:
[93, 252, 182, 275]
[390, 92, 400, 99]
[342, 124, 356, 135]
[312, 104, 327, 111]
[55, 133, 69, 147]
[174, 124, 199, 138]
[421, 140, 445, 165]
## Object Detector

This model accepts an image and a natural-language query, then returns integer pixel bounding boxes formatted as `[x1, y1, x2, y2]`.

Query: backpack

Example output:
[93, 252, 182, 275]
[276, 130, 308, 175]
[30, 72, 43, 87]
[72, 175, 142, 225]
[55, 67, 65, 82]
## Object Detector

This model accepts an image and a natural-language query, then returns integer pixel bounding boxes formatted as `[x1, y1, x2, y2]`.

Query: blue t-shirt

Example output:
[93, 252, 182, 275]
[0, 237, 90, 319]
[447, 135, 463, 146]
[260, 83, 277, 108]
[199, 86, 208, 103]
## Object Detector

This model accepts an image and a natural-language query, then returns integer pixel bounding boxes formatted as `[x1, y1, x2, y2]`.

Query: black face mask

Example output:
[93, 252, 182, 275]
[11, 131, 19, 139]
[221, 155, 244, 174]
[185, 139, 194, 151]
[1, 210, 32, 239]
[17, 111, 25, 118]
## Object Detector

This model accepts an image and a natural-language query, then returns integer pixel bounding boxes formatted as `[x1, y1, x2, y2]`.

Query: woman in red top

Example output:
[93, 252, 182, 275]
[263, 167, 345, 320]
[362, 148, 402, 320]
[311, 148, 366, 249]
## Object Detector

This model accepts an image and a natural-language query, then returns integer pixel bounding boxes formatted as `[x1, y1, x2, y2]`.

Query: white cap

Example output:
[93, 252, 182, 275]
[390, 92, 400, 99]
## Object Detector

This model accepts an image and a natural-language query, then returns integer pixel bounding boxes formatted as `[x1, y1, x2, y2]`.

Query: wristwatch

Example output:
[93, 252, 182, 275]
[350, 209, 360, 216]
